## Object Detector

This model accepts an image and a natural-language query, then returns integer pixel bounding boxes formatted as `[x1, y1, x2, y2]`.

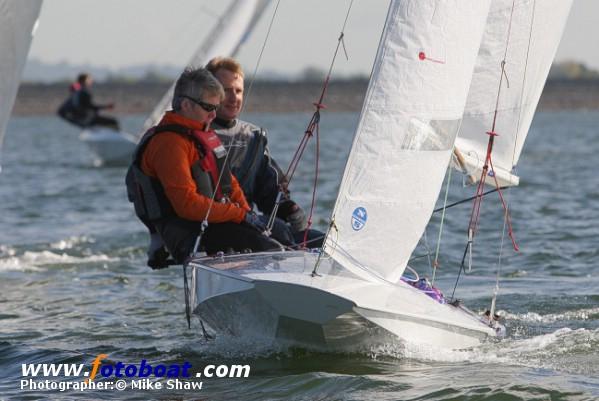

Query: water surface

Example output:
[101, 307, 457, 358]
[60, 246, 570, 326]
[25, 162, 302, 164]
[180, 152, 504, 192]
[1, 111, 598, 400]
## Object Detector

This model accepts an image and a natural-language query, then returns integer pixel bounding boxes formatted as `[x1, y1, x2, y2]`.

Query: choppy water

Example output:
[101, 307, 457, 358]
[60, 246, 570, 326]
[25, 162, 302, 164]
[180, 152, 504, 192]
[1, 111, 598, 400]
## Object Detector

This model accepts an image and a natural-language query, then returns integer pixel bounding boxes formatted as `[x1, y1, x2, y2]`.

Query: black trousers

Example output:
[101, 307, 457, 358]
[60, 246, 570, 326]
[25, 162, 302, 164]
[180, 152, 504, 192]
[155, 217, 283, 263]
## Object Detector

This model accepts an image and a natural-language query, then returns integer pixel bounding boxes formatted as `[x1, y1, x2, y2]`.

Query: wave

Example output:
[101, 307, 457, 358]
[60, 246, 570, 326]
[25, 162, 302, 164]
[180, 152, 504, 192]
[502, 308, 599, 323]
[49, 235, 95, 250]
[0, 249, 118, 272]
[368, 327, 599, 376]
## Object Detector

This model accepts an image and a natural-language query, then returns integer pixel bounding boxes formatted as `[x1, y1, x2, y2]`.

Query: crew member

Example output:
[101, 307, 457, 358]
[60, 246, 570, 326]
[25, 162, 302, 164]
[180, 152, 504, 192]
[206, 57, 324, 248]
[126, 67, 285, 267]
[57, 73, 119, 130]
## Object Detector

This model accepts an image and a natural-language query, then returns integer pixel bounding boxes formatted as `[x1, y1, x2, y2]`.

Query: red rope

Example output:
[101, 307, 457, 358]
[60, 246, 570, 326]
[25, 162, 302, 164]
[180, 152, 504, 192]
[488, 157, 519, 251]
[278, 1, 354, 247]
[302, 122, 320, 247]
[467, 131, 519, 252]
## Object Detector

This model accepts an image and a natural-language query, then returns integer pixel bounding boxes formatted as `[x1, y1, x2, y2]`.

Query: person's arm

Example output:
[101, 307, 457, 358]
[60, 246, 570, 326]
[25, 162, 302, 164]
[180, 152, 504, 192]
[143, 133, 247, 223]
[249, 131, 285, 214]
[229, 174, 251, 211]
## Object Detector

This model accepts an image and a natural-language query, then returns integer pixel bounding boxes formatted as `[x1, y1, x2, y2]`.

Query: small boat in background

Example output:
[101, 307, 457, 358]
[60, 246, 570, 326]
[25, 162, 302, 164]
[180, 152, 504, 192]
[79, 128, 137, 166]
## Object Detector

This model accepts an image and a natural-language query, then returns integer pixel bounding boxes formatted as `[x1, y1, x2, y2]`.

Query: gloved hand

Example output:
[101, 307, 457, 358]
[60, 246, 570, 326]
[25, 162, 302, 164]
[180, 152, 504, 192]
[244, 211, 267, 233]
[277, 200, 307, 232]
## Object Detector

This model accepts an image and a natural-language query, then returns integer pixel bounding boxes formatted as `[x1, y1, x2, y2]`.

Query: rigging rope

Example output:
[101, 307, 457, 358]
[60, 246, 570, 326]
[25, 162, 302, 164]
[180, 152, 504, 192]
[268, 0, 355, 249]
[466, 0, 519, 256]
[490, 0, 537, 318]
[433, 186, 506, 214]
[243, 0, 281, 114]
[452, 0, 534, 300]
[186, 0, 282, 256]
[181, 0, 283, 330]
[431, 165, 453, 285]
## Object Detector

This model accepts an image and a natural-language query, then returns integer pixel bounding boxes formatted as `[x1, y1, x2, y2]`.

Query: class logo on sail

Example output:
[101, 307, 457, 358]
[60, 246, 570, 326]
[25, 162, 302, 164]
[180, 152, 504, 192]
[351, 207, 367, 231]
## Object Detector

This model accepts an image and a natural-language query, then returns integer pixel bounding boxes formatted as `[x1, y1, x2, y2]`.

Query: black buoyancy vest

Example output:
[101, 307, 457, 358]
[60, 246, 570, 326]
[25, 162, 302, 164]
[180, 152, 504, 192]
[126, 124, 233, 223]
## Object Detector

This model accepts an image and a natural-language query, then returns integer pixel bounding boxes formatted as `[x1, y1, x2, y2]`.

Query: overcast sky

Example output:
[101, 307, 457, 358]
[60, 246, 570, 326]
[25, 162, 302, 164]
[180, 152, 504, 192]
[27, 0, 599, 77]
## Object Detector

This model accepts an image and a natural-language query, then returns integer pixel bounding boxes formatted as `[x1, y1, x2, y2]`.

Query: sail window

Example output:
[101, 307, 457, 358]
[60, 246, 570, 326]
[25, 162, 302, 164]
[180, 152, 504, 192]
[401, 118, 460, 151]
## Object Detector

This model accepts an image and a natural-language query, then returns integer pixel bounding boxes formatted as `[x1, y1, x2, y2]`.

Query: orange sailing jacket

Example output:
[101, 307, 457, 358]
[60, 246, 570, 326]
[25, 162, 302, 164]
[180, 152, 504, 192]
[140, 112, 250, 223]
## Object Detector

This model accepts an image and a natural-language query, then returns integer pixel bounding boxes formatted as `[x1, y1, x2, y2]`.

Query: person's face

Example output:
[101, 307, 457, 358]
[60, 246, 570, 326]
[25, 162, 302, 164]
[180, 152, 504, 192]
[180, 92, 221, 128]
[213, 69, 244, 121]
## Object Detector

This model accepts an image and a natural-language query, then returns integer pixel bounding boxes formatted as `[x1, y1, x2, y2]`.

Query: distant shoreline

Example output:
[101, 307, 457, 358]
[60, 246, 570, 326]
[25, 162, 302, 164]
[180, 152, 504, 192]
[13, 79, 599, 116]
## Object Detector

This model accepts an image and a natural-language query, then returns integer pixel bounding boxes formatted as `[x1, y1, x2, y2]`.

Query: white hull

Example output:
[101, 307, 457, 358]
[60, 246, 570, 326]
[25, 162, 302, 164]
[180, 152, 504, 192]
[79, 128, 137, 166]
[189, 251, 499, 351]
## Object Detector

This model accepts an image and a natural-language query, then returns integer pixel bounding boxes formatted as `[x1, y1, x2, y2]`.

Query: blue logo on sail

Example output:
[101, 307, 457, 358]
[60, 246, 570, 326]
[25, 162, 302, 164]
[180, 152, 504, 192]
[351, 207, 367, 231]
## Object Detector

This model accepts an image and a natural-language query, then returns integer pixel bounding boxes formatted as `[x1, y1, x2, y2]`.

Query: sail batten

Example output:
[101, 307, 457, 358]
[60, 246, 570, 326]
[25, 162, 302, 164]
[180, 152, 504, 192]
[0, 0, 43, 169]
[324, 0, 491, 282]
[454, 0, 573, 187]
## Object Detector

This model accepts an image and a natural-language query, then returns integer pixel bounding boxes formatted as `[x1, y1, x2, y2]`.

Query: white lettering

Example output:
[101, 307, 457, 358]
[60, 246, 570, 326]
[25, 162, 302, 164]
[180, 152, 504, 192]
[21, 363, 85, 377]
[166, 379, 202, 390]
[204, 365, 215, 378]
[229, 364, 251, 378]
[131, 378, 162, 390]
[21, 364, 42, 376]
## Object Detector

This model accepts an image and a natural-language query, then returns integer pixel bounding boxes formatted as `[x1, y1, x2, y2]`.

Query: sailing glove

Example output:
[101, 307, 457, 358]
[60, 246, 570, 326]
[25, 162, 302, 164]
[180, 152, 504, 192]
[244, 211, 267, 233]
[277, 200, 307, 232]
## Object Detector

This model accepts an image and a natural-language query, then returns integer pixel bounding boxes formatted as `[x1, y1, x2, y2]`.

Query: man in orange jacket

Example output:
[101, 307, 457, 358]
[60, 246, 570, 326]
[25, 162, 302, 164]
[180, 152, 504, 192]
[126, 67, 285, 265]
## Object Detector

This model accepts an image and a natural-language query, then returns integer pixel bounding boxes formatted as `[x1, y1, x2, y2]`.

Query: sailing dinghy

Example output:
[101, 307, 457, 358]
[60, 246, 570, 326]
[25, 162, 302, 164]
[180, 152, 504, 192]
[186, 0, 572, 351]
[0, 0, 42, 171]
[80, 0, 269, 166]
[186, 0, 516, 351]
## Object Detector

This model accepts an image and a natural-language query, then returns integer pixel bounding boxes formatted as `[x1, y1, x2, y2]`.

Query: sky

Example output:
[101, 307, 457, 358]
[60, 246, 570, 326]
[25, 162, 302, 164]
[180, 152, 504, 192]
[27, 0, 599, 78]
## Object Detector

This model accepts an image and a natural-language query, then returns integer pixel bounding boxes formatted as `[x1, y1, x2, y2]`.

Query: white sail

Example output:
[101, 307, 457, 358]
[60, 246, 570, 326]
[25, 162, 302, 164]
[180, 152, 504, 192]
[324, 0, 491, 283]
[453, 0, 573, 187]
[142, 0, 268, 132]
[0, 0, 42, 169]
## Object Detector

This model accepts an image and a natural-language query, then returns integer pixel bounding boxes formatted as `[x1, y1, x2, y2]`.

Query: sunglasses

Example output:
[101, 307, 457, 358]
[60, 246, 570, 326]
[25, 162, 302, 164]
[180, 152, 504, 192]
[182, 95, 220, 112]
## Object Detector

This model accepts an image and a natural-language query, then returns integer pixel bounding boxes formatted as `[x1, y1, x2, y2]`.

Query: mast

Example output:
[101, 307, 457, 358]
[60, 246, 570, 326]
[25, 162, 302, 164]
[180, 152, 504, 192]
[0, 0, 43, 171]
[322, 0, 492, 283]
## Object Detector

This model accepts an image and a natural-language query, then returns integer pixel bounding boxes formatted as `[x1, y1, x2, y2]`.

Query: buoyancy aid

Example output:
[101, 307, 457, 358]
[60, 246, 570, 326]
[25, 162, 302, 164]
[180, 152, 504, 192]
[214, 118, 290, 215]
[126, 124, 233, 224]
[213, 119, 269, 197]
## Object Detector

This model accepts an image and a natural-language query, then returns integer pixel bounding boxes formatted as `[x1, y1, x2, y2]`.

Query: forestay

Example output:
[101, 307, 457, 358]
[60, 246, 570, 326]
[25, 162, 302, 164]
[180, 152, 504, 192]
[454, 0, 573, 187]
[324, 0, 491, 283]
[0, 0, 42, 168]
[142, 0, 269, 132]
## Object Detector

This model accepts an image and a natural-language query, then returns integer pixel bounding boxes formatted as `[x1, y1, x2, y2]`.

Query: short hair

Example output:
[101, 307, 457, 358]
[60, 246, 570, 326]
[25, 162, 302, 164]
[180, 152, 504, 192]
[172, 67, 225, 111]
[77, 73, 89, 84]
[206, 57, 244, 78]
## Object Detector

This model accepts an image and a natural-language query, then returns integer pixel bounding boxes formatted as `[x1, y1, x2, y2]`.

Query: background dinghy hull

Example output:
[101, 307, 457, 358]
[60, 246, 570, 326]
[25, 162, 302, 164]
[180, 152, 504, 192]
[80, 128, 137, 166]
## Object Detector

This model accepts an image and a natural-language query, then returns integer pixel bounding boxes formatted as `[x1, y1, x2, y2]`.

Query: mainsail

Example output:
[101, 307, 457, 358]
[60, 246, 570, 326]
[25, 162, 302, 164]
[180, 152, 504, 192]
[324, 0, 491, 283]
[0, 0, 42, 169]
[453, 0, 573, 187]
[142, 0, 269, 132]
